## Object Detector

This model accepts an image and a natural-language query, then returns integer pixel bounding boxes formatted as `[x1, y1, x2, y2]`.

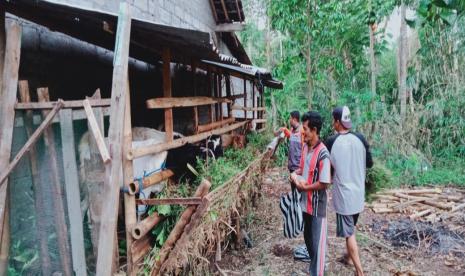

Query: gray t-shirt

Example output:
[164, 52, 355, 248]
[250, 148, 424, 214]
[325, 132, 373, 215]
[299, 142, 331, 217]
[288, 126, 302, 172]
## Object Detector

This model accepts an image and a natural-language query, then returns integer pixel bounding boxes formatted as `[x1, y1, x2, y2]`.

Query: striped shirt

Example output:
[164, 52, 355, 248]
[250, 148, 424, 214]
[299, 141, 331, 217]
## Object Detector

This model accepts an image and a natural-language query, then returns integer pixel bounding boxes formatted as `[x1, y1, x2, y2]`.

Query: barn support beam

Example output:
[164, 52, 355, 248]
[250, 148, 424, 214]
[0, 21, 21, 275]
[96, 2, 131, 275]
[123, 80, 137, 275]
[163, 47, 173, 142]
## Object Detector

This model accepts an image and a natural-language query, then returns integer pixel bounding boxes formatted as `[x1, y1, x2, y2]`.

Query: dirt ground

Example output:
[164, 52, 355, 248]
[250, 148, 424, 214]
[216, 166, 465, 276]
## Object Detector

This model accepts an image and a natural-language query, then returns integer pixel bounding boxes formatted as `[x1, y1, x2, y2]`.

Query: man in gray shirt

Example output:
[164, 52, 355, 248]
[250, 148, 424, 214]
[325, 106, 373, 276]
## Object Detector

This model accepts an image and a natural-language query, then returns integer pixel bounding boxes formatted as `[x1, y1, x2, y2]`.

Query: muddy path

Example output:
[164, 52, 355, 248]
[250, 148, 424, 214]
[216, 166, 465, 276]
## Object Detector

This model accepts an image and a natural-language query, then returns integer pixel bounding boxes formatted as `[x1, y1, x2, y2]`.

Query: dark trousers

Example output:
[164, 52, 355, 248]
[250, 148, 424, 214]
[303, 212, 327, 276]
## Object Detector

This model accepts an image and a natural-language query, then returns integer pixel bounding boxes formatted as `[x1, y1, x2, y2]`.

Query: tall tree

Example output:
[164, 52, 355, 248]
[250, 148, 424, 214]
[398, 0, 408, 120]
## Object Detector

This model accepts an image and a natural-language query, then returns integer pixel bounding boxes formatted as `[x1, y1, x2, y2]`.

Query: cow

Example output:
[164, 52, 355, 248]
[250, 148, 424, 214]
[78, 127, 222, 255]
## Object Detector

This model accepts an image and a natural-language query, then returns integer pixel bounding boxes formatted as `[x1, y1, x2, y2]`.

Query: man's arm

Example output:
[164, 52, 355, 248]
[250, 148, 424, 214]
[354, 132, 373, 168]
[294, 157, 331, 191]
[295, 180, 329, 191]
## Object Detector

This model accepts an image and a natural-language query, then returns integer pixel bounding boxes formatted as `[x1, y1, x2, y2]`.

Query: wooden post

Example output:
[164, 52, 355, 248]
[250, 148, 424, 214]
[18, 81, 52, 275]
[38, 88, 73, 276]
[96, 3, 131, 275]
[59, 108, 87, 276]
[0, 196, 9, 276]
[163, 47, 173, 141]
[192, 61, 199, 134]
[225, 75, 231, 118]
[0, 7, 5, 109]
[207, 70, 214, 123]
[252, 81, 255, 119]
[218, 75, 223, 120]
[260, 87, 265, 127]
[243, 78, 247, 119]
[123, 80, 137, 275]
[213, 73, 218, 121]
[0, 22, 21, 273]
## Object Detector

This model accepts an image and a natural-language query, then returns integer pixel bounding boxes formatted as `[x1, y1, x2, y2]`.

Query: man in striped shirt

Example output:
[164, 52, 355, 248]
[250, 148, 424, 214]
[291, 111, 331, 276]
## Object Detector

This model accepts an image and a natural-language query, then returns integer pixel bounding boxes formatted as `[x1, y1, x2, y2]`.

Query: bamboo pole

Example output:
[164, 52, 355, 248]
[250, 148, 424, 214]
[131, 212, 164, 240]
[151, 179, 211, 275]
[131, 233, 154, 265]
[128, 121, 248, 160]
[197, 117, 235, 133]
[123, 80, 137, 275]
[128, 169, 174, 195]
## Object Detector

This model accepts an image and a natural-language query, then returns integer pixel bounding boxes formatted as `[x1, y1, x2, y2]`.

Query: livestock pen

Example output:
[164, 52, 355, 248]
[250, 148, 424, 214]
[0, 1, 282, 275]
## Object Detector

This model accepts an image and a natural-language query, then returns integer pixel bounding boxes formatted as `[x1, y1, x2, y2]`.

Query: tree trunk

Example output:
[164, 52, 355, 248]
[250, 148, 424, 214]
[398, 2, 408, 121]
[369, 23, 377, 137]
[369, 23, 377, 108]
[305, 1, 314, 110]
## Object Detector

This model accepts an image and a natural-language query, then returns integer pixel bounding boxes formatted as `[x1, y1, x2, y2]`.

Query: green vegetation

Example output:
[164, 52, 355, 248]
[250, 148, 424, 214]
[145, 132, 271, 264]
[241, 0, 465, 187]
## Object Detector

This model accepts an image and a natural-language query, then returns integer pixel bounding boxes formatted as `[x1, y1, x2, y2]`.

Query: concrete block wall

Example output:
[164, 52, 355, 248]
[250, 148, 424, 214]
[51, 0, 217, 34]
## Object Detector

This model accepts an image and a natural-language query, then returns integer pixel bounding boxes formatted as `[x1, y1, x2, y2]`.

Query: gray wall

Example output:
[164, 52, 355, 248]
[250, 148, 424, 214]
[50, 0, 218, 41]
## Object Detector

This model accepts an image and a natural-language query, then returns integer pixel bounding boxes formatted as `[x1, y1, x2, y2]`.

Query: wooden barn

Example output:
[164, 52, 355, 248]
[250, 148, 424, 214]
[0, 0, 282, 275]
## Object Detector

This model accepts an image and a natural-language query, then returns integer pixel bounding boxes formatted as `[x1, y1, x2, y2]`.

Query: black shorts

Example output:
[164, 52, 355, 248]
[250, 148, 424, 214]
[336, 213, 359, 238]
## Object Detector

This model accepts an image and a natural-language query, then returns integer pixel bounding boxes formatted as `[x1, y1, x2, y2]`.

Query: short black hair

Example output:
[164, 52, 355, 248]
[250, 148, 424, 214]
[301, 111, 323, 134]
[290, 110, 300, 121]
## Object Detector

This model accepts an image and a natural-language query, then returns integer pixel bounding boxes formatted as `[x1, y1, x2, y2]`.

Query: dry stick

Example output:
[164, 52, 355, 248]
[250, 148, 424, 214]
[381, 188, 442, 195]
[18, 80, 52, 275]
[451, 202, 465, 213]
[38, 89, 72, 276]
[131, 212, 164, 240]
[410, 209, 433, 219]
[151, 179, 211, 275]
[135, 197, 202, 206]
[0, 195, 8, 276]
[83, 98, 111, 163]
